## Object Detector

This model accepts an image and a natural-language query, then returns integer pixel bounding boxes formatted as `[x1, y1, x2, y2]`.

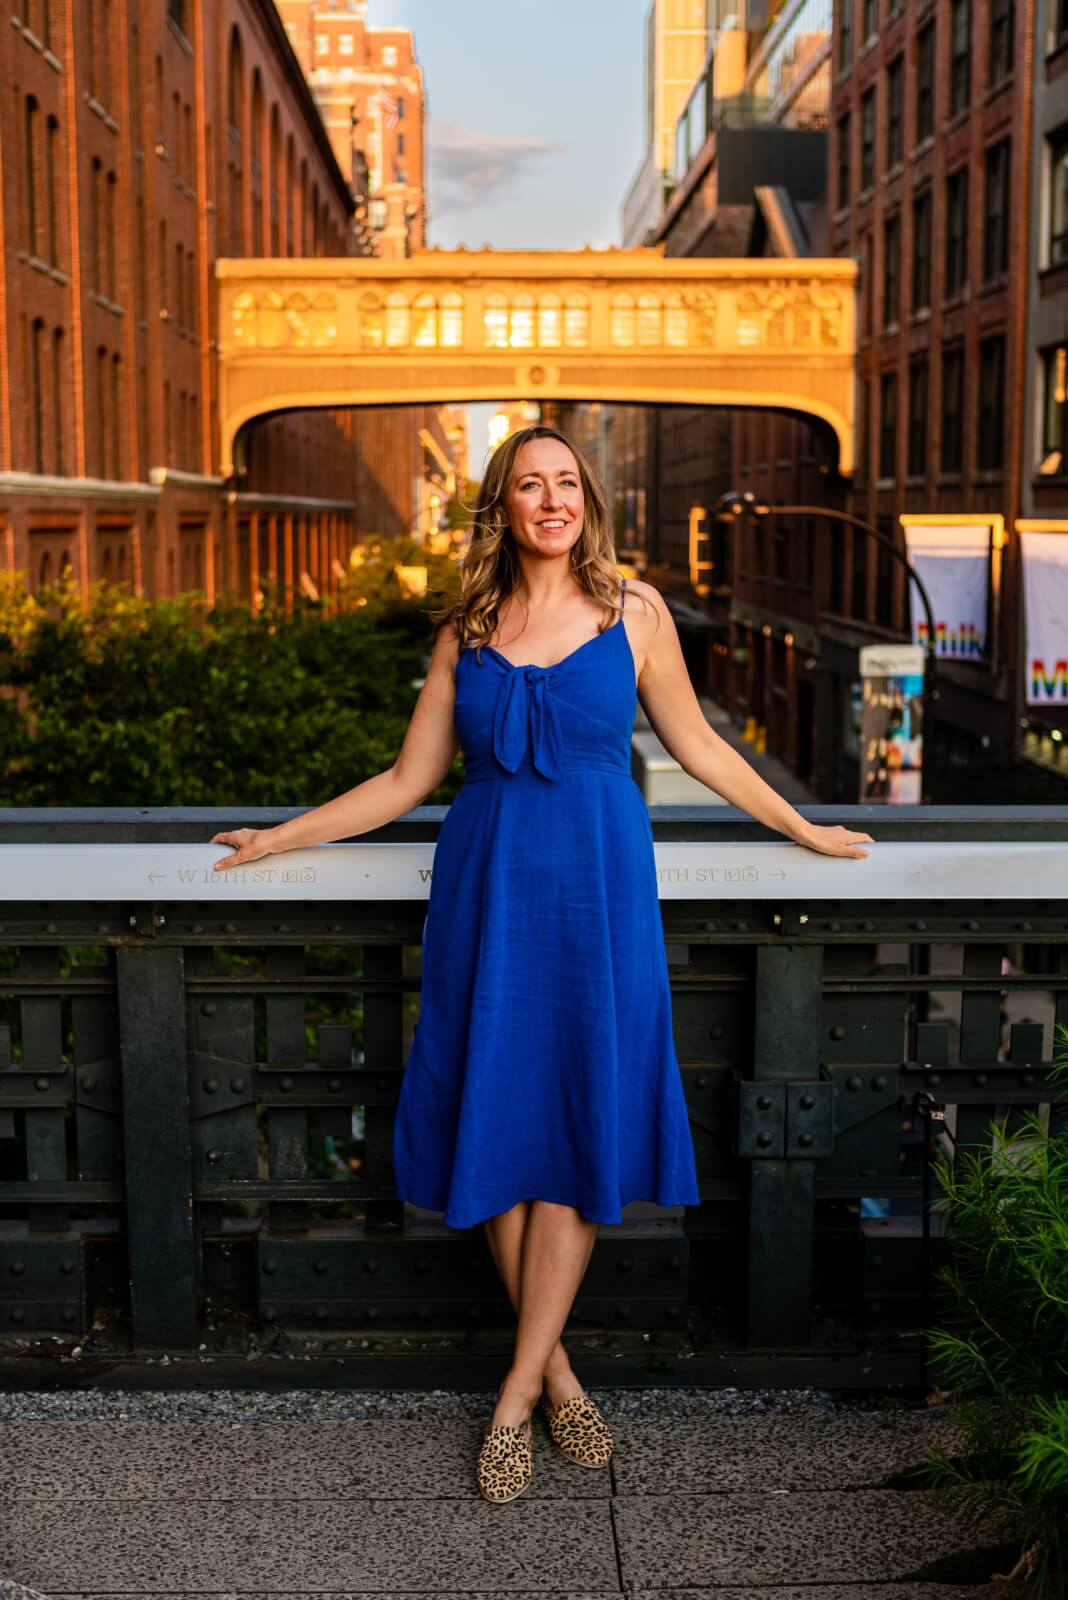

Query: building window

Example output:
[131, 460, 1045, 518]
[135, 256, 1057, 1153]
[1049, 129, 1068, 265]
[339, 33, 354, 54]
[941, 346, 964, 473]
[907, 359, 928, 476]
[30, 318, 45, 474]
[989, 0, 1014, 84]
[25, 96, 39, 257]
[983, 139, 1010, 282]
[381, 44, 397, 65]
[883, 214, 900, 328]
[916, 21, 935, 142]
[396, 95, 405, 119]
[886, 56, 903, 168]
[950, 0, 971, 117]
[862, 0, 876, 40]
[860, 88, 875, 191]
[912, 190, 932, 311]
[45, 115, 59, 268]
[863, 229, 874, 336]
[1057, 0, 1068, 50]
[314, 33, 328, 54]
[839, 0, 853, 69]
[879, 370, 897, 478]
[1041, 345, 1068, 474]
[945, 167, 968, 297]
[836, 112, 850, 208]
[977, 337, 1005, 470]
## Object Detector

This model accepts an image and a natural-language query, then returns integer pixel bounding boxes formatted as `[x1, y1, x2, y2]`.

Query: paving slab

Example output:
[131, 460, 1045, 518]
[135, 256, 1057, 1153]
[610, 1411, 966, 1493]
[0, 1500, 618, 1593]
[0, 1418, 607, 1500]
[612, 1490, 1009, 1590]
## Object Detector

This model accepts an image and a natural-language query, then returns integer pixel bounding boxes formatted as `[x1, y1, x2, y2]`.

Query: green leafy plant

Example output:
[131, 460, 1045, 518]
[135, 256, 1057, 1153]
[916, 1021, 1068, 1593]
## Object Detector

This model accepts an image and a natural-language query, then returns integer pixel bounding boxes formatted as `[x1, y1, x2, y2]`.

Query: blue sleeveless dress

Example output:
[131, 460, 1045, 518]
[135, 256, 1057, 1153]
[391, 579, 701, 1230]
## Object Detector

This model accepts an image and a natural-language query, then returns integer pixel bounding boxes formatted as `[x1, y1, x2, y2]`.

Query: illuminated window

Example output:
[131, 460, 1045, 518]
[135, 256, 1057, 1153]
[339, 33, 354, 54]
[359, 293, 383, 348]
[564, 293, 589, 347]
[510, 292, 535, 348]
[385, 291, 410, 346]
[483, 292, 508, 348]
[439, 291, 463, 346]
[610, 293, 635, 346]
[381, 44, 397, 65]
[537, 294, 562, 347]
[314, 33, 328, 54]
[665, 292, 688, 346]
[637, 292, 662, 345]
[412, 291, 436, 347]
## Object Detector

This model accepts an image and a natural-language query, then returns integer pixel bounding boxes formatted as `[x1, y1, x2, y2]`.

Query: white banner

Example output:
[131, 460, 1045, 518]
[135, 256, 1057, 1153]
[1020, 528, 1068, 707]
[901, 520, 991, 659]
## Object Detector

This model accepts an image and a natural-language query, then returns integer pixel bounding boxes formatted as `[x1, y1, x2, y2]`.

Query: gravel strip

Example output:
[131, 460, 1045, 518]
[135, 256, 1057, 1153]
[0, 1385, 892, 1423]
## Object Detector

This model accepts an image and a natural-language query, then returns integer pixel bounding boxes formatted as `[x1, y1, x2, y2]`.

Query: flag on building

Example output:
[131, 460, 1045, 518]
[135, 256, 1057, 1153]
[379, 89, 399, 129]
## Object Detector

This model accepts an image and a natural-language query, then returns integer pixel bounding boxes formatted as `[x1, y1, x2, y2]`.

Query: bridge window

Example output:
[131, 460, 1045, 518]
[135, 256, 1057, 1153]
[440, 291, 463, 346]
[564, 293, 589, 347]
[665, 292, 688, 347]
[537, 294, 562, 347]
[637, 292, 662, 346]
[483, 292, 509, 348]
[412, 291, 436, 347]
[385, 291, 410, 347]
[611, 293, 635, 346]
[510, 292, 535, 348]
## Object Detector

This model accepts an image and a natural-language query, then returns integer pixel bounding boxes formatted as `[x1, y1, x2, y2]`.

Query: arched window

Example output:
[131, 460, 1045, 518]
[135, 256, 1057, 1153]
[110, 352, 121, 480]
[25, 96, 39, 257]
[52, 326, 65, 476]
[269, 105, 281, 256]
[250, 71, 264, 252]
[483, 292, 508, 348]
[637, 292, 662, 345]
[285, 135, 295, 256]
[227, 27, 245, 254]
[665, 291, 688, 347]
[440, 291, 463, 347]
[30, 317, 45, 473]
[509, 292, 535, 348]
[105, 170, 117, 301]
[39, 550, 52, 590]
[537, 294, 562, 348]
[312, 182, 321, 254]
[610, 292, 635, 346]
[564, 293, 589, 347]
[384, 291, 410, 347]
[95, 345, 107, 478]
[299, 158, 309, 253]
[45, 115, 58, 267]
[359, 292, 383, 348]
[412, 291, 436, 347]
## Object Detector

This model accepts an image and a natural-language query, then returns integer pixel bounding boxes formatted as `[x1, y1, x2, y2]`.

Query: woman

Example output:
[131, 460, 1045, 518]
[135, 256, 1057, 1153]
[210, 424, 873, 1504]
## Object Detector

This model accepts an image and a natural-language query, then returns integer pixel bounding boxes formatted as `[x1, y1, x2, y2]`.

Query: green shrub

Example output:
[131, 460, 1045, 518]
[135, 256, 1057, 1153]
[0, 542, 463, 809]
[918, 1024, 1068, 1593]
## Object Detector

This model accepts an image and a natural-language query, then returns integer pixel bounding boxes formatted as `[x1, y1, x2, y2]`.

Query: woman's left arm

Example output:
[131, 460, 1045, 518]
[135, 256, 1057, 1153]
[629, 580, 873, 860]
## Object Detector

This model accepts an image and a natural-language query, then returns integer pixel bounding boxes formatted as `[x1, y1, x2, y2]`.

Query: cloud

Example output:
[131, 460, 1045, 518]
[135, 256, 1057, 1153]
[427, 118, 560, 214]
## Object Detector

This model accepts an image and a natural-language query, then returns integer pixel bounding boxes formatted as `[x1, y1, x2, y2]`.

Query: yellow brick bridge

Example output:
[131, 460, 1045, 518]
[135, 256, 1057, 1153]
[216, 246, 857, 477]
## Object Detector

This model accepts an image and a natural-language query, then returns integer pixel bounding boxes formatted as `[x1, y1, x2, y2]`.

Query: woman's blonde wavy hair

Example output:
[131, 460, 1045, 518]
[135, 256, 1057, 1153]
[430, 424, 638, 659]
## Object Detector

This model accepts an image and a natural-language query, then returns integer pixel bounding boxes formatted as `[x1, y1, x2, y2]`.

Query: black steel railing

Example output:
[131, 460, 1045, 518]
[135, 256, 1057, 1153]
[1, 805, 1067, 1388]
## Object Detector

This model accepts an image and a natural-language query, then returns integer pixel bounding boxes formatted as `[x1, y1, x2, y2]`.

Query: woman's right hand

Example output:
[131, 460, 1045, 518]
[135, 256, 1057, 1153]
[210, 828, 279, 871]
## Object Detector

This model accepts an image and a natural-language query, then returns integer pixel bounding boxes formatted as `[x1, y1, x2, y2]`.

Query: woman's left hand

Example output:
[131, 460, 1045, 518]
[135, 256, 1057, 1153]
[797, 823, 874, 859]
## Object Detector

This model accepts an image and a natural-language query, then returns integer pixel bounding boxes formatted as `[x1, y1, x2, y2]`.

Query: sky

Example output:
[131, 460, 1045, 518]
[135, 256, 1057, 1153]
[367, 0, 650, 473]
[368, 0, 649, 251]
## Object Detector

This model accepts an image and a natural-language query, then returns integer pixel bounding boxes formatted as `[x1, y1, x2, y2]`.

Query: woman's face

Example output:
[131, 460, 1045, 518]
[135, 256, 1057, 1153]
[504, 437, 584, 559]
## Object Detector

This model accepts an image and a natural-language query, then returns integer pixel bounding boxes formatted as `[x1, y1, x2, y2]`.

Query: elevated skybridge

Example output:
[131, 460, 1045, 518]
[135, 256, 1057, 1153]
[215, 246, 857, 477]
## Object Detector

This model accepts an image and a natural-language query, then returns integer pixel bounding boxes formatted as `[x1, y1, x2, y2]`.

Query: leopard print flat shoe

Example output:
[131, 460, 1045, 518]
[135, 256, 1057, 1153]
[477, 1399, 534, 1503]
[540, 1390, 613, 1468]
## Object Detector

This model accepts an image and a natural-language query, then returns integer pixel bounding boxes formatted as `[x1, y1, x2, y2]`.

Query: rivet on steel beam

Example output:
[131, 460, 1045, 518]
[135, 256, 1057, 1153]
[929, 1073, 941, 1086]
[203, 1078, 218, 1093]
[262, 1258, 278, 1274]
[734, 921, 749, 933]
[912, 921, 927, 932]
[206, 1150, 222, 1164]
[829, 921, 841, 932]
[862, 920, 876, 932]
[330, 923, 344, 934]
[702, 920, 717, 932]
[695, 1074, 708, 1088]
[1017, 921, 1032, 932]
[964, 920, 980, 932]
[710, 1025, 723, 1040]
[757, 1095, 772, 1110]
[61, 1308, 75, 1324]
[192, 924, 204, 934]
[872, 1075, 888, 1090]
[313, 1260, 328, 1275]
[97, 923, 111, 934]
[846, 1075, 862, 1091]
[10, 1308, 25, 1323]
[829, 1024, 846, 1041]
[363, 1258, 379, 1273]
[262, 1306, 277, 1321]
[618, 1257, 633, 1271]
[327, 1076, 342, 1092]
[667, 1305, 681, 1318]
[315, 1306, 329, 1320]
[201, 1003, 217, 1017]
[59, 1259, 75, 1274]
[616, 1304, 631, 1320]
[1020, 1073, 1036, 1086]
[230, 1076, 246, 1092]
[668, 1254, 682, 1270]
[35, 1077, 49, 1092]
[797, 1132, 814, 1148]
[757, 1130, 774, 1147]
[224, 923, 237, 934]
[279, 1076, 294, 1091]
[973, 1073, 989, 1086]
[9, 1262, 25, 1276]
[799, 1093, 815, 1110]
[277, 924, 291, 934]
[45, 923, 58, 934]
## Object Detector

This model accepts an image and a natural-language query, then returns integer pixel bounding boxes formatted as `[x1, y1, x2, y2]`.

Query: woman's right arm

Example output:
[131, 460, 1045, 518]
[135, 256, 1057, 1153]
[210, 622, 462, 870]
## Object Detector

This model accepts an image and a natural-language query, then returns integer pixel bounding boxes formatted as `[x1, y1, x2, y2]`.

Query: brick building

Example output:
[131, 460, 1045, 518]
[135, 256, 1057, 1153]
[277, 0, 426, 258]
[1, 0, 452, 610]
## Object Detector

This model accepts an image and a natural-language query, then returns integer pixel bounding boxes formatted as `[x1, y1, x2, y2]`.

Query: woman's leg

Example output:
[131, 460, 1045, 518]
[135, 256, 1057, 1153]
[483, 1198, 598, 1428]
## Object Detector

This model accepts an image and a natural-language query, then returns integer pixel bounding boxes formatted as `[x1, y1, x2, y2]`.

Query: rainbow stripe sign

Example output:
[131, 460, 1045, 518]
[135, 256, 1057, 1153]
[1020, 524, 1068, 706]
[901, 518, 997, 660]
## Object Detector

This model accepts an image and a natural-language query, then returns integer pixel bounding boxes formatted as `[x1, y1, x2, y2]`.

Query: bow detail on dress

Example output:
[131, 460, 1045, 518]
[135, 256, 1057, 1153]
[491, 664, 563, 781]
